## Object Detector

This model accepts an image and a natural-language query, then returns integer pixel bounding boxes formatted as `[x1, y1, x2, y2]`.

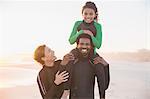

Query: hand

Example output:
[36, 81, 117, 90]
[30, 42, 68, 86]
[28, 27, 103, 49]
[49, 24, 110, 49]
[83, 30, 93, 36]
[61, 53, 75, 65]
[93, 56, 108, 66]
[54, 71, 69, 85]
[61, 90, 70, 99]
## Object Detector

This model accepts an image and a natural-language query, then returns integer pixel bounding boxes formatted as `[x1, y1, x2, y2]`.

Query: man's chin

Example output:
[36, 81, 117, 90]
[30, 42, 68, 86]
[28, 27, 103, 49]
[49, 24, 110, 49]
[80, 52, 88, 57]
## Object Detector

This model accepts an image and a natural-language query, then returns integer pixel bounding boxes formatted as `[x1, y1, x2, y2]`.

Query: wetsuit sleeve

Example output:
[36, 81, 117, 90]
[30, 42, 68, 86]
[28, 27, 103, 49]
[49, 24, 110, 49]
[91, 23, 102, 49]
[37, 69, 60, 99]
[58, 61, 73, 90]
[69, 21, 83, 44]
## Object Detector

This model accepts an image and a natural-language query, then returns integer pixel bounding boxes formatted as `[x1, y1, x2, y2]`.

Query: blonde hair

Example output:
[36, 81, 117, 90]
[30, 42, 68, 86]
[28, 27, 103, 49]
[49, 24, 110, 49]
[34, 45, 46, 65]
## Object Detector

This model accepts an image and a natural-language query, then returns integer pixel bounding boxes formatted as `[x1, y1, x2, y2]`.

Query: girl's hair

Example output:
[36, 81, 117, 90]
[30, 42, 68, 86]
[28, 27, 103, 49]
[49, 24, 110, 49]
[34, 44, 46, 65]
[82, 1, 98, 22]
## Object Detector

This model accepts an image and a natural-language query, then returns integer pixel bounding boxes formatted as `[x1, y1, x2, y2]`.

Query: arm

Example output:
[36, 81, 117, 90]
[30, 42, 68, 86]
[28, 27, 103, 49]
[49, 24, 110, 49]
[69, 21, 83, 44]
[37, 70, 58, 99]
[61, 90, 70, 99]
[91, 22, 102, 49]
[59, 53, 75, 90]
[37, 69, 68, 99]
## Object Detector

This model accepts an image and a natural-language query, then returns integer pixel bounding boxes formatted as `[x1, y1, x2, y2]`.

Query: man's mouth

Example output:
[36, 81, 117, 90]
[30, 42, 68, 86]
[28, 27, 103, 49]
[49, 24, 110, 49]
[81, 49, 88, 53]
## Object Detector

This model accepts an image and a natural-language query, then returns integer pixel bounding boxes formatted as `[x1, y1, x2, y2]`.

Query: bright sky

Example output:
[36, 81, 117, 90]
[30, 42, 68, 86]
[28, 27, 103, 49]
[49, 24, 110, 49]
[0, 0, 149, 58]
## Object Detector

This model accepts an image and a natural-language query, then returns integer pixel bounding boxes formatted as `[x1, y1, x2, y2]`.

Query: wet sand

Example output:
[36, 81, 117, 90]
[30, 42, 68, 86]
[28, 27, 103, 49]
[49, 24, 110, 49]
[0, 61, 150, 99]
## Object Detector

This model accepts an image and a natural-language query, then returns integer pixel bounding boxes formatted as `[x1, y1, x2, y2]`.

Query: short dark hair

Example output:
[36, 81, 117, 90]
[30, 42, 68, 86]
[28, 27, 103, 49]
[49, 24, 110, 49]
[34, 45, 46, 65]
[76, 34, 94, 47]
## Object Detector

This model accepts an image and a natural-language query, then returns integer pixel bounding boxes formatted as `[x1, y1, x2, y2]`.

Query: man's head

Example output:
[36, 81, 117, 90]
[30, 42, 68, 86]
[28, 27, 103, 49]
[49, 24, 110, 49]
[34, 45, 56, 66]
[76, 34, 93, 57]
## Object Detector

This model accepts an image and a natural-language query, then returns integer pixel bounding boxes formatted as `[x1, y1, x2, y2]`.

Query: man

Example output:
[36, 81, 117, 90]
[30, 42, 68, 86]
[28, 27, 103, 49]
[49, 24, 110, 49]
[60, 34, 107, 99]
[34, 45, 69, 99]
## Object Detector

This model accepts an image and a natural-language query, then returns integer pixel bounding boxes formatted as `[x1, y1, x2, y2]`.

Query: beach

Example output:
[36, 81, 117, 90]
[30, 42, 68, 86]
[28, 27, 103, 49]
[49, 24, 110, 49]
[0, 61, 150, 99]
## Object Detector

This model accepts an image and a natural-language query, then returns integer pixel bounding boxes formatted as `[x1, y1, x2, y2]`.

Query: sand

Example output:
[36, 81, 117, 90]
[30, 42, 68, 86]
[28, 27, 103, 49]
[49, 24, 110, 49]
[0, 61, 150, 99]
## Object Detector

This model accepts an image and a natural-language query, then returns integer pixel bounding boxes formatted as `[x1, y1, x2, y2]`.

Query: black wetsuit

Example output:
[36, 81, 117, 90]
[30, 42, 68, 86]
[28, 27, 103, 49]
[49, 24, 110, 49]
[37, 60, 64, 99]
[72, 48, 110, 96]
[61, 49, 106, 99]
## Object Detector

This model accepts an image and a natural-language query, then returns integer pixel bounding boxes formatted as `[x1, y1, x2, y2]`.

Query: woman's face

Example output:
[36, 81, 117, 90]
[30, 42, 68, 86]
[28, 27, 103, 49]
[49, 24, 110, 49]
[82, 8, 96, 23]
[43, 47, 57, 66]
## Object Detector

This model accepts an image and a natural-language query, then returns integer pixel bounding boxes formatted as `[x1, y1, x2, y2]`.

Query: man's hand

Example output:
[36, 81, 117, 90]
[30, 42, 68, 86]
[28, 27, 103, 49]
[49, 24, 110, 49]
[54, 71, 69, 85]
[93, 56, 108, 66]
[83, 30, 94, 36]
[61, 53, 75, 65]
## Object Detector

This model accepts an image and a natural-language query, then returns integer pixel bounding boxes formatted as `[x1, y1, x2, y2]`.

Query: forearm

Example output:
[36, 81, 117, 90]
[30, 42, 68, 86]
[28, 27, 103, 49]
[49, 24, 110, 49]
[91, 36, 102, 48]
[61, 90, 70, 99]
[69, 30, 83, 44]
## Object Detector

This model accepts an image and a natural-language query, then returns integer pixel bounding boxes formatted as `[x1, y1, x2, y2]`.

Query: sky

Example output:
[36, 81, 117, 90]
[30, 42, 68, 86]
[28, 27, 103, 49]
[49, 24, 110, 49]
[0, 0, 149, 58]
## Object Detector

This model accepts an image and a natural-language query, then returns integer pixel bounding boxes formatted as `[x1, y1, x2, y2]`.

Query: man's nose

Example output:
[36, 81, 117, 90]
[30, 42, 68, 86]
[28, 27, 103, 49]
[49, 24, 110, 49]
[82, 44, 87, 48]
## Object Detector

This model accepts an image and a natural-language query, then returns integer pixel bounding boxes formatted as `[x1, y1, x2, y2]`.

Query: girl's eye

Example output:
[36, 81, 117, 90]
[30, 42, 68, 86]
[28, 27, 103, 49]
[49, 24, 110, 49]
[84, 12, 88, 15]
[89, 13, 93, 16]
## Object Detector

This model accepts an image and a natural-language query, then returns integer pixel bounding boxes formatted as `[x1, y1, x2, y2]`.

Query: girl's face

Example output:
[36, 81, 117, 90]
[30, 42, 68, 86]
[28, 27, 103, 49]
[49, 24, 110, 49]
[43, 47, 57, 67]
[82, 8, 96, 23]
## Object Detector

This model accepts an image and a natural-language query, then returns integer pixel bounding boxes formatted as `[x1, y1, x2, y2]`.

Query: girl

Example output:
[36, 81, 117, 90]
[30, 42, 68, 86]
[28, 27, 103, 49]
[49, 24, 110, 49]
[69, 1, 102, 55]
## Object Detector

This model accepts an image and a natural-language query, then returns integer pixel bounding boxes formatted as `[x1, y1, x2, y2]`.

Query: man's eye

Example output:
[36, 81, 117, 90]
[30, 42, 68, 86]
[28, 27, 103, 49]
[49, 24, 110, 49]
[80, 43, 84, 45]
[85, 43, 90, 46]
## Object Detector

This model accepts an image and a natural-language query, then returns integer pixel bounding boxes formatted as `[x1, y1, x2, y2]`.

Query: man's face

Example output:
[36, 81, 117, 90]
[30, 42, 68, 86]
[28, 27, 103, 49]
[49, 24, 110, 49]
[77, 38, 91, 57]
[42, 47, 57, 67]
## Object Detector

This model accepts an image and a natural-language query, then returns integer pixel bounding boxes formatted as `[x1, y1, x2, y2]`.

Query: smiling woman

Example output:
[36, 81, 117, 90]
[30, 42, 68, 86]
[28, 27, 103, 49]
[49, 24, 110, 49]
[0, 67, 38, 88]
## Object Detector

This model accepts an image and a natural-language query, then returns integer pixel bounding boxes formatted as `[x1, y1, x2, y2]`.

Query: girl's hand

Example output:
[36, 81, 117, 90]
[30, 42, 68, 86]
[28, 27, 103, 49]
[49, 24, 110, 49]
[83, 30, 93, 36]
[54, 71, 69, 85]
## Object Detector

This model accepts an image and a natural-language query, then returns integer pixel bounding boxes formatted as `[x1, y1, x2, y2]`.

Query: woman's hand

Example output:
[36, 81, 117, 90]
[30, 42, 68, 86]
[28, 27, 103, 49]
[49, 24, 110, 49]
[54, 71, 69, 85]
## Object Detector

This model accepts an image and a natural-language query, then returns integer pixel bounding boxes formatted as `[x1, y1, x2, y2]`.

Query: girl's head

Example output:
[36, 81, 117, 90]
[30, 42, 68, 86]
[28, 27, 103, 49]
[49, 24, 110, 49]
[34, 45, 56, 67]
[82, 1, 98, 23]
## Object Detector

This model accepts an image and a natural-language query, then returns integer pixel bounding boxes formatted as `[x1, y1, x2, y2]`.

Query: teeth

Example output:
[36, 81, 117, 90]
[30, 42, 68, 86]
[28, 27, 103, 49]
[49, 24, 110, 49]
[82, 49, 87, 52]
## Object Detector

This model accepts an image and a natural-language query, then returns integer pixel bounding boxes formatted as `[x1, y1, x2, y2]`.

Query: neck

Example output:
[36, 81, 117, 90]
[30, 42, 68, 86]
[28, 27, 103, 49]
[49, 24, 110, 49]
[45, 61, 54, 67]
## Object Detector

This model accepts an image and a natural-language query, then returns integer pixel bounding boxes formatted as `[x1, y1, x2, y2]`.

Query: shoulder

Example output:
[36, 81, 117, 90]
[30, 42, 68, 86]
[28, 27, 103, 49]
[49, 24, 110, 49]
[74, 20, 83, 26]
[54, 60, 62, 65]
[38, 67, 48, 77]
[94, 21, 102, 28]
